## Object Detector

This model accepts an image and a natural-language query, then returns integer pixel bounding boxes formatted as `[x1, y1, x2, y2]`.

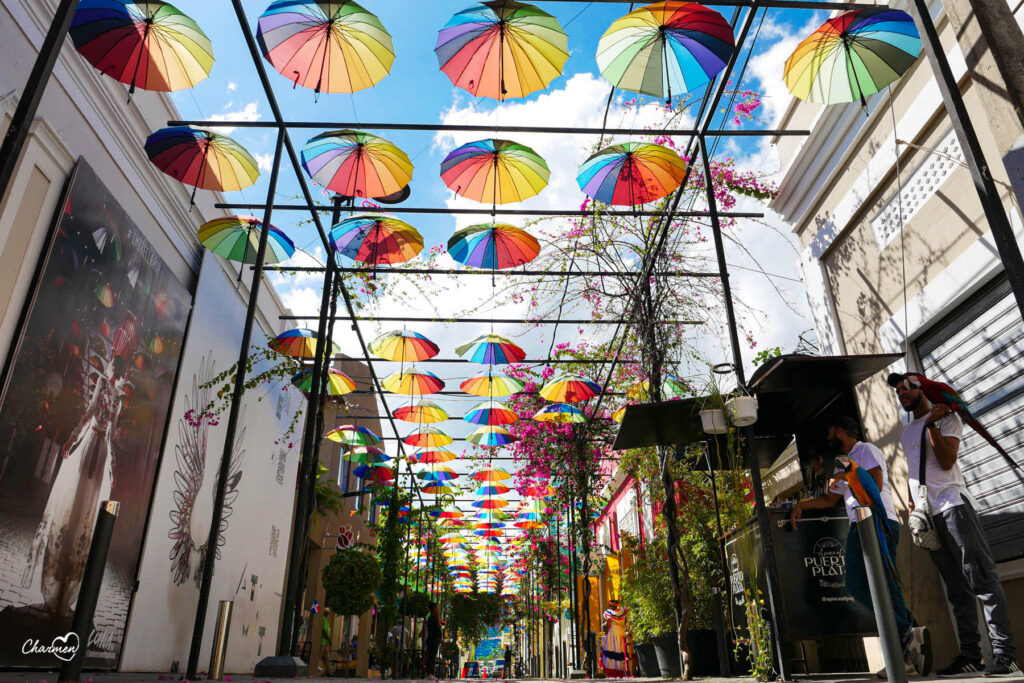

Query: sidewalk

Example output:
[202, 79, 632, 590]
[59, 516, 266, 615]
[0, 675, 1020, 683]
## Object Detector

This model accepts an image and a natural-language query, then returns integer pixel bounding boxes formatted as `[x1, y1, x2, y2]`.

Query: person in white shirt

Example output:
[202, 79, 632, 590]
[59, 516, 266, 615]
[790, 416, 930, 677]
[889, 372, 1018, 677]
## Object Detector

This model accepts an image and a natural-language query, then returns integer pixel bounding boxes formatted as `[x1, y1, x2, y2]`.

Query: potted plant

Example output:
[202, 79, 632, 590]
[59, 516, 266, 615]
[620, 538, 677, 677]
[321, 549, 382, 616]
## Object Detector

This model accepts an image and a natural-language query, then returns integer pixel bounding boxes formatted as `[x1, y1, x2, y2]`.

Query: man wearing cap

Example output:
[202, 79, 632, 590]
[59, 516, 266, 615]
[889, 372, 1018, 677]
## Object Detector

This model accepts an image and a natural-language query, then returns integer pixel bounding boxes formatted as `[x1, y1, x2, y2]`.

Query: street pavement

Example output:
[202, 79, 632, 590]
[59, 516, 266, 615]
[1, 674, 1022, 683]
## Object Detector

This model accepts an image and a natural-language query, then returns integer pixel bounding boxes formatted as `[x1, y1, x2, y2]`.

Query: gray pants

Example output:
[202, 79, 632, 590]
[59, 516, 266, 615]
[931, 496, 1015, 658]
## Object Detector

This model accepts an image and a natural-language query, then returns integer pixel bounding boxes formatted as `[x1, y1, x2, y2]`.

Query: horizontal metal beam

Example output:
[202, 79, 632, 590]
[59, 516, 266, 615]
[217, 202, 762, 218]
[550, 0, 880, 8]
[263, 265, 718, 278]
[287, 315, 701, 324]
[341, 390, 626, 396]
[332, 357, 641, 364]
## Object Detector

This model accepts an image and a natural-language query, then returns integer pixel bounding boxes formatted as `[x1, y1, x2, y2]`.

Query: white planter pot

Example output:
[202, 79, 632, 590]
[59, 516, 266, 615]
[726, 396, 758, 427]
[699, 408, 727, 434]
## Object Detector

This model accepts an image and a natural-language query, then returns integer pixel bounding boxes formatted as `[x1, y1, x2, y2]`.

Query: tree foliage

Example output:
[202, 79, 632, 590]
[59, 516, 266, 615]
[322, 549, 381, 616]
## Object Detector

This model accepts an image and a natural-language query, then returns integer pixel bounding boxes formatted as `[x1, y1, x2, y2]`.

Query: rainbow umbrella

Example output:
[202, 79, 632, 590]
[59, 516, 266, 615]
[472, 467, 513, 482]
[70, 0, 213, 95]
[291, 367, 357, 395]
[532, 402, 585, 423]
[464, 400, 518, 426]
[269, 328, 340, 358]
[402, 426, 454, 448]
[467, 425, 518, 447]
[476, 483, 512, 496]
[577, 142, 687, 206]
[395, 400, 449, 423]
[522, 483, 555, 498]
[611, 405, 628, 423]
[447, 223, 541, 270]
[411, 449, 457, 464]
[539, 374, 602, 403]
[325, 424, 381, 445]
[627, 374, 690, 400]
[145, 127, 259, 203]
[472, 497, 509, 509]
[439, 507, 465, 520]
[461, 370, 524, 397]
[456, 333, 526, 365]
[441, 139, 549, 205]
[425, 483, 460, 495]
[597, 1, 735, 101]
[369, 330, 439, 362]
[435, 0, 568, 101]
[382, 367, 445, 395]
[257, 0, 394, 95]
[198, 216, 295, 264]
[329, 215, 423, 265]
[474, 520, 506, 530]
[514, 519, 545, 529]
[784, 7, 921, 107]
[343, 446, 390, 464]
[302, 130, 412, 199]
[354, 464, 395, 482]
[416, 466, 459, 482]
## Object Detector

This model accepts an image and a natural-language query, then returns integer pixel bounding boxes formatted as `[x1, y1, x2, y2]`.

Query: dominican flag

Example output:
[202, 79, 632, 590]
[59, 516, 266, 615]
[310, 600, 320, 615]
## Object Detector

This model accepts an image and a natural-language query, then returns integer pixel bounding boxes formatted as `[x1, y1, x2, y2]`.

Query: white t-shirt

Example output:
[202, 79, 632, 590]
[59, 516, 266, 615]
[830, 441, 898, 523]
[901, 413, 966, 513]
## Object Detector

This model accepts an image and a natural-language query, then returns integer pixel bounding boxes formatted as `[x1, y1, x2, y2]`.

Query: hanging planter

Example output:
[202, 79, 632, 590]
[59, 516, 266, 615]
[699, 408, 727, 434]
[726, 395, 758, 427]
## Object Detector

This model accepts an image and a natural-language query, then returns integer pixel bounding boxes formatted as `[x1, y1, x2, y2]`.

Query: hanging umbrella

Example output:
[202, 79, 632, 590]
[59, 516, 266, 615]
[611, 405, 627, 423]
[291, 367, 357, 395]
[145, 127, 259, 203]
[354, 464, 396, 482]
[447, 223, 541, 270]
[198, 216, 296, 264]
[597, 1, 734, 102]
[439, 507, 465, 520]
[461, 369, 524, 397]
[301, 130, 412, 199]
[784, 7, 921, 107]
[415, 466, 459, 482]
[522, 483, 556, 498]
[402, 426, 454, 448]
[328, 214, 423, 265]
[539, 374, 602, 403]
[70, 0, 213, 95]
[411, 448, 457, 464]
[369, 329, 439, 362]
[532, 402, 585, 423]
[476, 483, 512, 496]
[257, 0, 394, 95]
[441, 139, 549, 204]
[325, 424, 381, 445]
[514, 519, 545, 529]
[424, 483, 460, 495]
[577, 142, 687, 206]
[382, 367, 445, 395]
[269, 328, 340, 358]
[472, 467, 513, 482]
[395, 400, 449, 423]
[464, 400, 519, 426]
[435, 0, 568, 101]
[467, 425, 518, 447]
[627, 374, 690, 400]
[456, 333, 526, 365]
[343, 446, 390, 464]
[472, 498, 509, 509]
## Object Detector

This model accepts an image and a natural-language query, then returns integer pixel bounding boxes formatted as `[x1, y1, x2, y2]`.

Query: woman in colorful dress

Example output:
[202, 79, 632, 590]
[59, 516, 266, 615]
[602, 600, 628, 678]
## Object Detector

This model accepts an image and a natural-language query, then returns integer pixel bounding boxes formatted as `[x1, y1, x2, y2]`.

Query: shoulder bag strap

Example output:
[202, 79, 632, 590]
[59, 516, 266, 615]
[919, 422, 929, 486]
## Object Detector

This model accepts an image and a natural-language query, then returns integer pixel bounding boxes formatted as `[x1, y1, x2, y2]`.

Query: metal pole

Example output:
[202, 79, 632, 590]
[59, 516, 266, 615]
[854, 508, 907, 683]
[905, 0, 1024, 319]
[208, 601, 234, 681]
[186, 128, 286, 679]
[0, 0, 77, 208]
[58, 501, 119, 683]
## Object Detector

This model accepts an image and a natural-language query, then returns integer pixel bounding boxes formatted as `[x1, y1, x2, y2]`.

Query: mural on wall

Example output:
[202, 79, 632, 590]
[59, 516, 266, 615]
[0, 159, 192, 668]
[119, 257, 300, 673]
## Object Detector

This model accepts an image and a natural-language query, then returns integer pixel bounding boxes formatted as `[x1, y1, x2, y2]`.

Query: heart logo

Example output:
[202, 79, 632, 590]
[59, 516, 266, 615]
[51, 632, 80, 662]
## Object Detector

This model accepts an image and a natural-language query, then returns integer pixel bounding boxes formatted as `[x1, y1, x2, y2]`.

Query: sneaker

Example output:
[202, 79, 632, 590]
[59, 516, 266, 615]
[937, 655, 985, 677]
[903, 626, 933, 676]
[876, 657, 918, 679]
[983, 655, 1022, 677]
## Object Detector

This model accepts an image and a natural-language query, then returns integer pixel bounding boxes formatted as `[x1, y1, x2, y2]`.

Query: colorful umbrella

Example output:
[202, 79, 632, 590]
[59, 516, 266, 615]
[325, 424, 381, 445]
[257, 0, 394, 95]
[439, 507, 465, 519]
[70, 0, 213, 94]
[784, 7, 921, 106]
[627, 374, 690, 400]
[596, 1, 735, 101]
[435, 0, 568, 101]
[447, 223, 541, 270]
[532, 402, 585, 423]
[369, 329, 439, 362]
[539, 374, 602, 403]
[467, 425, 518, 447]
[456, 333, 526, 365]
[415, 466, 459, 482]
[612, 405, 627, 423]
[402, 426, 454, 448]
[425, 483, 460, 495]
[577, 142, 687, 206]
[343, 446, 390, 464]
[441, 139, 549, 205]
[522, 483, 556, 498]
[514, 519, 545, 529]
[461, 370, 524, 397]
[472, 466, 513, 482]
[382, 367, 445, 395]
[412, 448, 457, 464]
[476, 483, 512, 496]
[353, 464, 396, 482]
[291, 367, 357, 395]
[301, 130, 412, 199]
[328, 214, 423, 265]
[145, 127, 260, 202]
[394, 400, 449, 424]
[464, 400, 519, 426]
[472, 498, 509, 510]
[269, 328, 340, 358]
[198, 216, 295, 264]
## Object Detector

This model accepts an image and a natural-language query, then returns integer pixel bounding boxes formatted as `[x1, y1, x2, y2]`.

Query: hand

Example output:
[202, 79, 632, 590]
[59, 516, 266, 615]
[908, 500, 915, 513]
[789, 502, 803, 528]
[927, 403, 951, 423]
[828, 473, 845, 489]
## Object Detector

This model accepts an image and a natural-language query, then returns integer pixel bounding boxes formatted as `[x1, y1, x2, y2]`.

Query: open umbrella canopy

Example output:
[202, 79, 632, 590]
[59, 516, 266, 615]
[70, 0, 214, 94]
[302, 130, 412, 199]
[382, 367, 446, 395]
[784, 7, 921, 106]
[369, 329, 439, 362]
[472, 467, 513, 482]
[597, 1, 734, 100]
[325, 424, 381, 445]
[435, 0, 568, 101]
[467, 424, 518, 446]
[328, 214, 424, 265]
[464, 399, 519, 426]
[415, 466, 459, 482]
[612, 405, 627, 423]
[257, 0, 394, 95]
[521, 483, 556, 498]
[627, 374, 691, 400]
[290, 367, 356, 395]
[402, 426, 454, 448]
[460, 370, 525, 397]
[197, 216, 295, 264]
[411, 448, 457, 463]
[343, 446, 390, 464]
[476, 483, 512, 496]
[353, 463, 395, 482]
[424, 483, 460, 495]
[447, 223, 541, 270]
[441, 139, 549, 204]
[471, 498, 509, 510]
[532, 402, 585, 423]
[145, 126, 259, 193]
[269, 328, 340, 358]
[539, 374, 602, 403]
[577, 142, 687, 205]
[456, 333, 526, 364]
[394, 400, 449, 423]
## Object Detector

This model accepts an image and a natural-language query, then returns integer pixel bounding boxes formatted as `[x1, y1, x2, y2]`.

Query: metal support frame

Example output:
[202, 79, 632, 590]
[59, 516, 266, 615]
[217, 201, 763, 218]
[283, 314, 700, 325]
[262, 265, 718, 277]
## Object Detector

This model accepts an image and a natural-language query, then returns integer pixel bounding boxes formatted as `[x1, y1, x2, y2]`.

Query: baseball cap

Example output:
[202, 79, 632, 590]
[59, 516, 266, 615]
[886, 372, 921, 389]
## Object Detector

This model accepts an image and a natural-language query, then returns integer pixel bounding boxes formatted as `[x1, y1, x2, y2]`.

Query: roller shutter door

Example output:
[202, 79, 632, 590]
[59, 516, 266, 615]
[916, 273, 1024, 563]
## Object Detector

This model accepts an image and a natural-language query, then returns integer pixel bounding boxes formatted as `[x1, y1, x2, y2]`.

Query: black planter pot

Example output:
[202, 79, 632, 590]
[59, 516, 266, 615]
[686, 629, 720, 677]
[652, 634, 681, 678]
[635, 642, 660, 677]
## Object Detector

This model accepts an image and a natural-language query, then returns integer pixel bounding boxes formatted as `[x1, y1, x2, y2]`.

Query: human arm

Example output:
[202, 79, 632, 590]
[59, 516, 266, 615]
[789, 491, 842, 527]
[925, 404, 960, 470]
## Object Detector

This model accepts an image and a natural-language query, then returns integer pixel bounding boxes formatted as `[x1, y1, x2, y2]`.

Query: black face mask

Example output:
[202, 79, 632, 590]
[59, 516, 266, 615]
[827, 437, 843, 452]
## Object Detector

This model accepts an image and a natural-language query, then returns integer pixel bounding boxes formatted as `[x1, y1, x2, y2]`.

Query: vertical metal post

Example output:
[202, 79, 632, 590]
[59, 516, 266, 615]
[905, 0, 1024, 319]
[186, 128, 286, 679]
[58, 501, 119, 683]
[208, 601, 234, 681]
[854, 508, 907, 683]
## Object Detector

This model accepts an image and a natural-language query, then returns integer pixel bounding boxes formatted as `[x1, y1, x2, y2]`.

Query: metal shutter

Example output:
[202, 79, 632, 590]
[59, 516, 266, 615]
[916, 273, 1024, 563]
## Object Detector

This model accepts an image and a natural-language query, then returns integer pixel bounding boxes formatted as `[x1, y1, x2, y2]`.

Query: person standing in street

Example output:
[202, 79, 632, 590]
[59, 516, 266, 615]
[319, 607, 334, 676]
[425, 601, 443, 682]
[503, 645, 512, 679]
[890, 373, 1019, 677]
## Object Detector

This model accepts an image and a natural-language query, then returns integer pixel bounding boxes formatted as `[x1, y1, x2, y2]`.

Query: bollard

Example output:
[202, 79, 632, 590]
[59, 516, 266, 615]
[854, 507, 907, 683]
[59, 501, 119, 683]
[208, 600, 234, 680]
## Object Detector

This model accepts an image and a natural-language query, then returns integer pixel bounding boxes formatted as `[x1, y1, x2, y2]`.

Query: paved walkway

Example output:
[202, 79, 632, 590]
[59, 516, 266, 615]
[0, 674, 1021, 683]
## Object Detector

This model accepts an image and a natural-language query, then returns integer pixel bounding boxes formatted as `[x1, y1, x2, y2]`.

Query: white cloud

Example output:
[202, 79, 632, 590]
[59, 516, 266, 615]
[253, 153, 274, 172]
[227, 81, 237, 92]
[207, 101, 261, 135]
[745, 14, 826, 127]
